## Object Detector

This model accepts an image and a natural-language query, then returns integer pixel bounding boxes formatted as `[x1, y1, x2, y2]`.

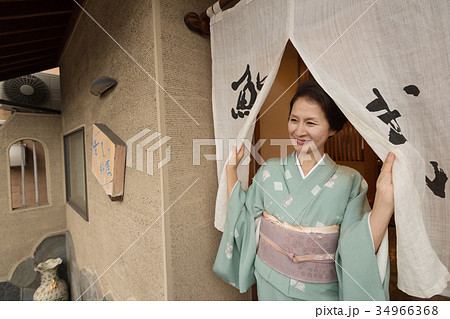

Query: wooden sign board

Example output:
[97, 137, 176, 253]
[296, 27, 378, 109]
[92, 124, 126, 201]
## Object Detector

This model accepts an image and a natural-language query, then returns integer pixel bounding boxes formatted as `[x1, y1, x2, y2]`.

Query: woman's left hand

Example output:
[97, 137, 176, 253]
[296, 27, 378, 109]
[371, 152, 396, 252]
[375, 152, 395, 210]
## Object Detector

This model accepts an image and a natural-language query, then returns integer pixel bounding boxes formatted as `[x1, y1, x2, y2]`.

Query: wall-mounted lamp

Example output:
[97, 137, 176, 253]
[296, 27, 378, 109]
[90, 77, 117, 96]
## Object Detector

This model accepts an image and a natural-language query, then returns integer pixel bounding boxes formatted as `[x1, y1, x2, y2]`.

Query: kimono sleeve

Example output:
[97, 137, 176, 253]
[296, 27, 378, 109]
[335, 173, 390, 301]
[213, 170, 265, 293]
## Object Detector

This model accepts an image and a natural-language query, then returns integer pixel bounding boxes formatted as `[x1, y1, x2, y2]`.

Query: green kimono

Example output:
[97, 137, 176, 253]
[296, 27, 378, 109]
[213, 152, 389, 301]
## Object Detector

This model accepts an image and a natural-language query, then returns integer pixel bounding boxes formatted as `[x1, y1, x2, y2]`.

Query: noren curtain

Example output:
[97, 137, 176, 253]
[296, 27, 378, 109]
[210, 0, 450, 298]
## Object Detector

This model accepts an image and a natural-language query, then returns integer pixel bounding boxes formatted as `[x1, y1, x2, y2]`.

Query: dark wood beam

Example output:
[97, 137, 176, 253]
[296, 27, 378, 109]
[0, 27, 66, 48]
[0, 36, 64, 49]
[0, 0, 75, 21]
[0, 9, 73, 21]
[1, 57, 57, 73]
[0, 47, 58, 65]
[0, 38, 63, 58]
[0, 53, 58, 68]
[0, 61, 57, 82]
[0, 0, 92, 82]
[0, 46, 59, 61]
[0, 13, 71, 35]
[0, 24, 67, 36]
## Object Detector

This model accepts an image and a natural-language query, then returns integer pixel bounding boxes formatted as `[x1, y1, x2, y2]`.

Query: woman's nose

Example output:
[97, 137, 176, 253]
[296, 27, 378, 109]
[295, 123, 306, 136]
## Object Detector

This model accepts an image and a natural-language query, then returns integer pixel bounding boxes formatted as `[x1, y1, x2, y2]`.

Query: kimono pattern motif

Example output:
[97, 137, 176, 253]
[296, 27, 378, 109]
[213, 152, 389, 301]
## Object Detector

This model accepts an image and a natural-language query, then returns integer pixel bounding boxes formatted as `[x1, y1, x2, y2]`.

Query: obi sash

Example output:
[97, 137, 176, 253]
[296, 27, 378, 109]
[257, 211, 340, 284]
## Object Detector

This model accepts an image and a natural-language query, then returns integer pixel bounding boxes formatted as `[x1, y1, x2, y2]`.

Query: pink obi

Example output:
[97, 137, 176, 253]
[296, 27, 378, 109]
[257, 211, 340, 284]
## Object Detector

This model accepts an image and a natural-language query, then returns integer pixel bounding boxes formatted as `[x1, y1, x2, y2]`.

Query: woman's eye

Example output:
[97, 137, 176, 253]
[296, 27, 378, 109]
[290, 118, 298, 122]
[307, 122, 316, 125]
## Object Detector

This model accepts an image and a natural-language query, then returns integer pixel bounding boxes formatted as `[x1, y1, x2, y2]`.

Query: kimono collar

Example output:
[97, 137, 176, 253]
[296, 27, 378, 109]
[282, 152, 338, 194]
[295, 152, 325, 179]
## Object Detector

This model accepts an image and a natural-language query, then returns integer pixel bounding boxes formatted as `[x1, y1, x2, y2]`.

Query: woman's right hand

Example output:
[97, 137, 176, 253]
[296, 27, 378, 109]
[226, 145, 245, 198]
[227, 144, 245, 170]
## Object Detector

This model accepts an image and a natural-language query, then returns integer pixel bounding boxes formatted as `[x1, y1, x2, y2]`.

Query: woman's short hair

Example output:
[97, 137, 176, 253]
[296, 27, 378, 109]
[289, 80, 348, 132]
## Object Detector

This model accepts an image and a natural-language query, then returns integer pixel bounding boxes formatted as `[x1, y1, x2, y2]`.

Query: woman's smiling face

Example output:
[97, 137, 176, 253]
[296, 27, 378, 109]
[288, 97, 336, 156]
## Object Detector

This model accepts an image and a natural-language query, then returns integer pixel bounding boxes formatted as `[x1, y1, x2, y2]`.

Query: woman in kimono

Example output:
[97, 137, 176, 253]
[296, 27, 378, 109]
[213, 80, 395, 301]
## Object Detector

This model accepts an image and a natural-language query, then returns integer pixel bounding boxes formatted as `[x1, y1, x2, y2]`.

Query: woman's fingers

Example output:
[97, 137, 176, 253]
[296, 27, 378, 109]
[377, 152, 395, 191]
[375, 152, 396, 210]
[236, 144, 245, 162]
[228, 144, 245, 167]
[229, 146, 237, 166]
[381, 152, 395, 174]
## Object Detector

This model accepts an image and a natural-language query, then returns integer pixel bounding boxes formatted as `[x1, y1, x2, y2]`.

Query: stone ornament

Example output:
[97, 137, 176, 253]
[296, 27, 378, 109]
[33, 258, 68, 301]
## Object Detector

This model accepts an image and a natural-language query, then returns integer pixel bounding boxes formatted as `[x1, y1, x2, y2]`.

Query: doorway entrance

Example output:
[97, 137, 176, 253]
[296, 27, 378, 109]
[249, 41, 448, 301]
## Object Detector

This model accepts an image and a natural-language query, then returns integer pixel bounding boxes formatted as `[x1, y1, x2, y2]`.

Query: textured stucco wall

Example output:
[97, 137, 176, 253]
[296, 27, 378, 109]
[157, 0, 249, 300]
[60, 0, 247, 300]
[0, 113, 66, 280]
[60, 0, 165, 301]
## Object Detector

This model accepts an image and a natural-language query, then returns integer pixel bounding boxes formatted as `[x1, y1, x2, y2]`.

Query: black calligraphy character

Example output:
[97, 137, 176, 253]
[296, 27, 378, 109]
[231, 64, 267, 119]
[426, 161, 447, 198]
[403, 85, 420, 97]
[366, 88, 407, 145]
[256, 73, 266, 91]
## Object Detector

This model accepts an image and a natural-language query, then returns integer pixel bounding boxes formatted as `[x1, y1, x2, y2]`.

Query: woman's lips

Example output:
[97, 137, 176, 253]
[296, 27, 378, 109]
[296, 139, 311, 145]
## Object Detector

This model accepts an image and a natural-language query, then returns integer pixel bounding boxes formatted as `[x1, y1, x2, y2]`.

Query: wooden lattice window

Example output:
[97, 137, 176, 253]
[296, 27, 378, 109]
[325, 121, 365, 162]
